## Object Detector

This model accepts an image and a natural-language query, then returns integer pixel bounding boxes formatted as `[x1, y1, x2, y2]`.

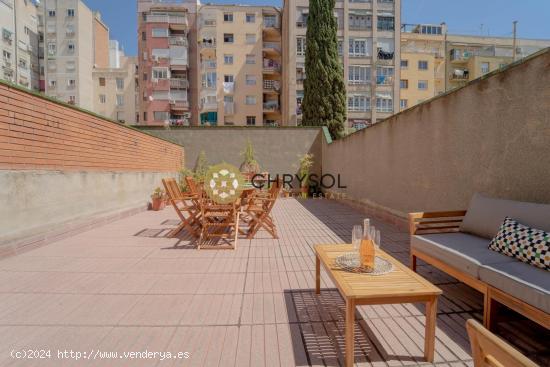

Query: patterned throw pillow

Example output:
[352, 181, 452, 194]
[489, 217, 549, 271]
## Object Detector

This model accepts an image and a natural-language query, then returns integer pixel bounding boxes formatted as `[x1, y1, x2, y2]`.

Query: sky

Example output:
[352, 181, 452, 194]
[83, 0, 550, 56]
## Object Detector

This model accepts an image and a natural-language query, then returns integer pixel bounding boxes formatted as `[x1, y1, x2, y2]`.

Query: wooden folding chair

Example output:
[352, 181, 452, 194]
[162, 178, 201, 238]
[466, 319, 537, 367]
[198, 197, 240, 250]
[243, 180, 281, 239]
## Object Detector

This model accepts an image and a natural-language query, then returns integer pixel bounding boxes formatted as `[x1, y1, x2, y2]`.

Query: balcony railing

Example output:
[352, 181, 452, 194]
[146, 14, 188, 27]
[170, 57, 188, 66]
[201, 19, 216, 27]
[169, 100, 189, 109]
[263, 42, 281, 52]
[201, 60, 216, 69]
[450, 49, 472, 62]
[170, 78, 188, 89]
[376, 75, 394, 85]
[377, 49, 394, 60]
[263, 80, 280, 91]
[450, 69, 469, 80]
[169, 36, 187, 46]
[263, 101, 280, 112]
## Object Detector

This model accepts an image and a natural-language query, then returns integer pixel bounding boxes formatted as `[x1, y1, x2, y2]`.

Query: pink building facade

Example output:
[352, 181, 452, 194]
[138, 0, 197, 126]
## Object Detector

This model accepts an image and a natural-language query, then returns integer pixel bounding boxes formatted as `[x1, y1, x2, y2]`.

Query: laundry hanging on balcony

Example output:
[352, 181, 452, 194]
[377, 49, 394, 59]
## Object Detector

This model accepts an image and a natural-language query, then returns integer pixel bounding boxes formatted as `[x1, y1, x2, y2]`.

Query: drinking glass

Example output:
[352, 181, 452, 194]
[375, 230, 381, 249]
[352, 225, 362, 251]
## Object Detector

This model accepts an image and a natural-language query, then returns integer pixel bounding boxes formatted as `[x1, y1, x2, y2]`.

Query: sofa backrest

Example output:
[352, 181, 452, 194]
[460, 193, 550, 239]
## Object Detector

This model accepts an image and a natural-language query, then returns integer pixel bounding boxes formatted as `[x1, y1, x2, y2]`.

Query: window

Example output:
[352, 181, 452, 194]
[224, 54, 233, 65]
[420, 25, 442, 35]
[152, 28, 169, 37]
[245, 75, 256, 85]
[246, 13, 255, 23]
[47, 42, 56, 56]
[116, 95, 124, 106]
[348, 65, 370, 84]
[376, 66, 394, 84]
[246, 116, 256, 126]
[224, 96, 234, 102]
[99, 94, 106, 104]
[68, 96, 76, 104]
[67, 79, 76, 87]
[202, 71, 217, 88]
[141, 31, 146, 41]
[337, 40, 343, 56]
[2, 50, 11, 61]
[67, 9, 75, 17]
[151, 48, 169, 59]
[143, 73, 148, 81]
[481, 62, 490, 74]
[116, 112, 125, 122]
[400, 79, 408, 89]
[224, 75, 234, 83]
[400, 59, 408, 69]
[400, 99, 408, 109]
[418, 60, 428, 70]
[116, 78, 124, 90]
[349, 39, 368, 57]
[264, 15, 277, 27]
[246, 34, 256, 44]
[297, 37, 306, 56]
[154, 111, 170, 121]
[24, 26, 30, 35]
[376, 94, 393, 112]
[245, 96, 256, 105]
[143, 112, 147, 121]
[377, 16, 394, 31]
[223, 13, 233, 22]
[67, 41, 75, 53]
[66, 60, 75, 71]
[48, 10, 56, 17]
[348, 14, 372, 30]
[48, 80, 56, 87]
[347, 94, 370, 111]
[418, 80, 428, 90]
[152, 67, 168, 79]
[223, 33, 234, 43]
[66, 24, 75, 35]
[246, 54, 255, 64]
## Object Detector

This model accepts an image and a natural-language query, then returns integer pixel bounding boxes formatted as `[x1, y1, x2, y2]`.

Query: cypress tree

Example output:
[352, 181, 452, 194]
[302, 0, 346, 139]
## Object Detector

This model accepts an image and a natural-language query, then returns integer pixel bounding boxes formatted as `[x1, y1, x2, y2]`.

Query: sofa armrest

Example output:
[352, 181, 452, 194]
[408, 210, 467, 235]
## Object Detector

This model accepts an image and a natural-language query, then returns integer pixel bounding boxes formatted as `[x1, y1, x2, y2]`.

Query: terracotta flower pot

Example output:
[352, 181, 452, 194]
[151, 197, 164, 211]
[300, 186, 308, 198]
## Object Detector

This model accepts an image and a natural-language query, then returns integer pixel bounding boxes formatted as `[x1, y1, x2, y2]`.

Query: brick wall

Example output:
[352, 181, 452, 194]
[0, 82, 183, 171]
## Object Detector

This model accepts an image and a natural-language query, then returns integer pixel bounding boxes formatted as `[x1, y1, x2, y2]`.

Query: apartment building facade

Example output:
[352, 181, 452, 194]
[400, 23, 550, 111]
[282, 0, 401, 129]
[92, 48, 138, 124]
[1, 0, 40, 90]
[38, 0, 100, 110]
[137, 0, 196, 126]
[198, 5, 282, 126]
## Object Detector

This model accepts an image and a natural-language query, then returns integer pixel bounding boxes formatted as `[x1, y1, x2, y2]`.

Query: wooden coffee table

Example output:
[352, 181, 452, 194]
[314, 244, 442, 367]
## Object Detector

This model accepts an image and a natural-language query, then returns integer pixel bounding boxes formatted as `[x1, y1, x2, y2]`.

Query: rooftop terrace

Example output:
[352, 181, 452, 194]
[0, 199, 547, 366]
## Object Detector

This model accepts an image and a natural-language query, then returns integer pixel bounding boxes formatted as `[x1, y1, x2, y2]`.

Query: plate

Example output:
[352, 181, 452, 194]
[334, 252, 393, 275]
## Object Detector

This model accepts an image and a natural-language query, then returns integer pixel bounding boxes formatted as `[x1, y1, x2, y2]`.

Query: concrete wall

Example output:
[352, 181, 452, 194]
[0, 81, 184, 248]
[140, 126, 323, 181]
[323, 49, 550, 222]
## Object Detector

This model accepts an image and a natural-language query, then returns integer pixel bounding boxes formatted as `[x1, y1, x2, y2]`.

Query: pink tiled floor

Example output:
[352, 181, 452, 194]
[0, 198, 547, 366]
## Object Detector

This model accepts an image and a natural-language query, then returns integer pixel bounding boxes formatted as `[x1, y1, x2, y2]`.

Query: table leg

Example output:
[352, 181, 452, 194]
[345, 298, 355, 367]
[315, 255, 320, 294]
[424, 296, 438, 362]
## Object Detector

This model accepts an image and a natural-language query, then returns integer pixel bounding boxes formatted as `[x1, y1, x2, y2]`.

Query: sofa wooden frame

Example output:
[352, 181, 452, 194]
[408, 211, 550, 330]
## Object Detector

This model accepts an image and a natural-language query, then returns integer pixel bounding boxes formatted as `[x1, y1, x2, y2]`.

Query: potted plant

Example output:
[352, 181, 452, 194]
[194, 151, 209, 184]
[299, 153, 314, 198]
[240, 139, 260, 181]
[151, 187, 165, 211]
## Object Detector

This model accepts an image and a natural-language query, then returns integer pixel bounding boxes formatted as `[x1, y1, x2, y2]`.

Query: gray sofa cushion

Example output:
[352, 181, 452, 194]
[411, 233, 515, 278]
[460, 193, 550, 239]
[479, 262, 550, 314]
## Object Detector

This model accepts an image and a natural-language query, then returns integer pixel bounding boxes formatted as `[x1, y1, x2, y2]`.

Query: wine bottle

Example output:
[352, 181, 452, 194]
[360, 219, 375, 271]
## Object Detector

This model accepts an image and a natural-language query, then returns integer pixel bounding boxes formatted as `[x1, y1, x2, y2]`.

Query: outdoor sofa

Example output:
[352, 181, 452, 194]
[408, 193, 549, 330]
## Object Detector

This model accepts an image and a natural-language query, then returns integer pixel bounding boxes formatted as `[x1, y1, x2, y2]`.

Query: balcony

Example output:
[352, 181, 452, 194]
[170, 78, 188, 89]
[263, 79, 280, 93]
[169, 99, 189, 110]
[376, 75, 394, 85]
[263, 16, 280, 35]
[263, 59, 281, 74]
[201, 100, 217, 111]
[450, 69, 470, 81]
[169, 36, 187, 47]
[201, 60, 216, 70]
[263, 42, 281, 55]
[263, 100, 280, 112]
[199, 38, 216, 57]
[146, 14, 188, 28]
[450, 49, 471, 63]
